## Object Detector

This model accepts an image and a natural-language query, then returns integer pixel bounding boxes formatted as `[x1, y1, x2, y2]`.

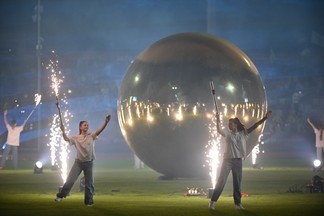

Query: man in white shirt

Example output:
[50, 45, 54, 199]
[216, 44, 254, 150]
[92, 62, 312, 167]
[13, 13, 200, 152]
[0, 110, 27, 169]
[307, 118, 324, 163]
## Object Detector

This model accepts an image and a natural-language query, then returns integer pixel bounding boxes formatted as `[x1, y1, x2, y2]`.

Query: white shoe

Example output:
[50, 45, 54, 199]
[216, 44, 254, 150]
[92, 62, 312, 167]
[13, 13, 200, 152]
[209, 201, 215, 210]
[54, 197, 63, 202]
[235, 203, 245, 210]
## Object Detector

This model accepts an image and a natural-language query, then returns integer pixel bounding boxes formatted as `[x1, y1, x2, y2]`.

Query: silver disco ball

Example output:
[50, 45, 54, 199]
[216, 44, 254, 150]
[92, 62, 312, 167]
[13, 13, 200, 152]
[117, 33, 267, 178]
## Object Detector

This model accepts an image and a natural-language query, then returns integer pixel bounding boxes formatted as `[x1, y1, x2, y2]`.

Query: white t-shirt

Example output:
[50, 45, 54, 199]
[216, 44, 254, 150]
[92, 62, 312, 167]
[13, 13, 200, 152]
[6, 124, 24, 146]
[69, 133, 96, 162]
[223, 130, 248, 159]
[314, 128, 324, 148]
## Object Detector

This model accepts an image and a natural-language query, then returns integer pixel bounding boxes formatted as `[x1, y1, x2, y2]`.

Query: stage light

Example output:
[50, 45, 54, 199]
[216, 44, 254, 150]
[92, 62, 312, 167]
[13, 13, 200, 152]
[313, 159, 322, 172]
[314, 160, 321, 167]
[34, 161, 43, 174]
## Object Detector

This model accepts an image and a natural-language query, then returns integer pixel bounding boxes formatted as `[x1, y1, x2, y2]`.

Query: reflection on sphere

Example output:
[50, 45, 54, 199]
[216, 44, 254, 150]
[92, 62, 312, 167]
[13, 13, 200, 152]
[117, 33, 267, 178]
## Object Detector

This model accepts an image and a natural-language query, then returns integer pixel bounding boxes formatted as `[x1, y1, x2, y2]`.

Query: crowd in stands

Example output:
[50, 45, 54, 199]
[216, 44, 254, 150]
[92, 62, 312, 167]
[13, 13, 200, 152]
[264, 74, 324, 134]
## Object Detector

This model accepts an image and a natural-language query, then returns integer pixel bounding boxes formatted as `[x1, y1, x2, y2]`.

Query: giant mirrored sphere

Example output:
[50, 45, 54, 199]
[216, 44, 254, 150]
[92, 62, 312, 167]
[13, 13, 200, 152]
[117, 33, 267, 178]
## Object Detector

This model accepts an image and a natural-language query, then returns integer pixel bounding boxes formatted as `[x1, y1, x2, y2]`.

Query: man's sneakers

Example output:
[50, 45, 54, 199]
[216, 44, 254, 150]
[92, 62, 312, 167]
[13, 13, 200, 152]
[54, 197, 63, 202]
[235, 203, 245, 210]
[209, 201, 215, 210]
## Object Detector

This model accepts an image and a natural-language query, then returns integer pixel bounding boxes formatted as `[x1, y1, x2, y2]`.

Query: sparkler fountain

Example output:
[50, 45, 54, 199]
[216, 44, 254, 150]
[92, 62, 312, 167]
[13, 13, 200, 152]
[117, 33, 268, 178]
[206, 81, 222, 188]
[47, 52, 72, 183]
[25, 93, 42, 122]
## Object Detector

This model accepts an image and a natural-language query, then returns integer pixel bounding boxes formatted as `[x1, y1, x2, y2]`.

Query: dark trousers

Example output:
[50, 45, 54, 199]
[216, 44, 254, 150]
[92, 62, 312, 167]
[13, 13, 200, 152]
[57, 159, 94, 205]
[211, 158, 243, 205]
[1, 145, 18, 169]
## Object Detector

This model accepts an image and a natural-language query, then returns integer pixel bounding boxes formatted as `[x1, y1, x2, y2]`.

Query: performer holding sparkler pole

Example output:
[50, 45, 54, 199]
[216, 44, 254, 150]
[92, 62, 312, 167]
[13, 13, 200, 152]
[54, 93, 111, 206]
[208, 81, 272, 210]
[1, 94, 41, 170]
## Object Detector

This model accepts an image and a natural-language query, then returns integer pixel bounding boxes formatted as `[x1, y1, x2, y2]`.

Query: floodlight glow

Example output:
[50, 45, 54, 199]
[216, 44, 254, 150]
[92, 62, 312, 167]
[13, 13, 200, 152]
[127, 119, 133, 126]
[206, 113, 213, 119]
[175, 106, 183, 121]
[35, 161, 43, 168]
[147, 107, 154, 122]
[243, 116, 249, 122]
[313, 160, 321, 168]
[226, 83, 235, 93]
[134, 75, 140, 83]
[34, 161, 43, 174]
[193, 106, 197, 115]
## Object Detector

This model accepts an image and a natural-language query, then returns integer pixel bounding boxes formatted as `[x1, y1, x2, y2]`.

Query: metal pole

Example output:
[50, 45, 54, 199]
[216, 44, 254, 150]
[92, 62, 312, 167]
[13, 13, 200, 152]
[210, 81, 219, 114]
[36, 0, 42, 152]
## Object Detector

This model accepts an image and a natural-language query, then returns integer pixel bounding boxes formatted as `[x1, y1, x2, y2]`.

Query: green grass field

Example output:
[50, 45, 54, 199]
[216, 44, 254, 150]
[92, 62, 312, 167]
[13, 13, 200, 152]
[0, 156, 323, 216]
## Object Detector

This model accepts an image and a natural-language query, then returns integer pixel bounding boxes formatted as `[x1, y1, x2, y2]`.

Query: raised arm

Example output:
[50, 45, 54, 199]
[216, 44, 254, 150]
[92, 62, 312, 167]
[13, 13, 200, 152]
[216, 113, 225, 137]
[94, 114, 111, 137]
[4, 110, 8, 125]
[247, 111, 272, 134]
[307, 118, 317, 130]
[60, 122, 70, 142]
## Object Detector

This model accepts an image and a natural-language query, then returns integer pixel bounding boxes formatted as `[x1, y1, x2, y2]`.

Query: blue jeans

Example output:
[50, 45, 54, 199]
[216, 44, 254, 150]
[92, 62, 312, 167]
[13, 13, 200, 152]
[211, 158, 243, 205]
[1, 145, 18, 169]
[57, 159, 94, 205]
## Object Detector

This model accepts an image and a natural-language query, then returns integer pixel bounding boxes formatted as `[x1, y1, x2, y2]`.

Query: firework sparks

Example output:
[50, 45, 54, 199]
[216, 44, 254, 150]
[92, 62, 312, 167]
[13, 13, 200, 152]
[206, 81, 222, 188]
[205, 112, 222, 188]
[34, 93, 42, 106]
[46, 51, 72, 184]
[252, 133, 264, 167]
[25, 93, 42, 122]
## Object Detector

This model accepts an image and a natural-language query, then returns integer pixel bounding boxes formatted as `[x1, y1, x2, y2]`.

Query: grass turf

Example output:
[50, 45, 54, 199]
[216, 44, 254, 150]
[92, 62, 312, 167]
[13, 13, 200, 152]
[0, 157, 323, 216]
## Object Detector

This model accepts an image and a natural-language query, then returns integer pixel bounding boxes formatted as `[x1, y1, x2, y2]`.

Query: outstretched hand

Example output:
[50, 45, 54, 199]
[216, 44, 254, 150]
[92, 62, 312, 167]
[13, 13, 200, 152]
[265, 111, 272, 118]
